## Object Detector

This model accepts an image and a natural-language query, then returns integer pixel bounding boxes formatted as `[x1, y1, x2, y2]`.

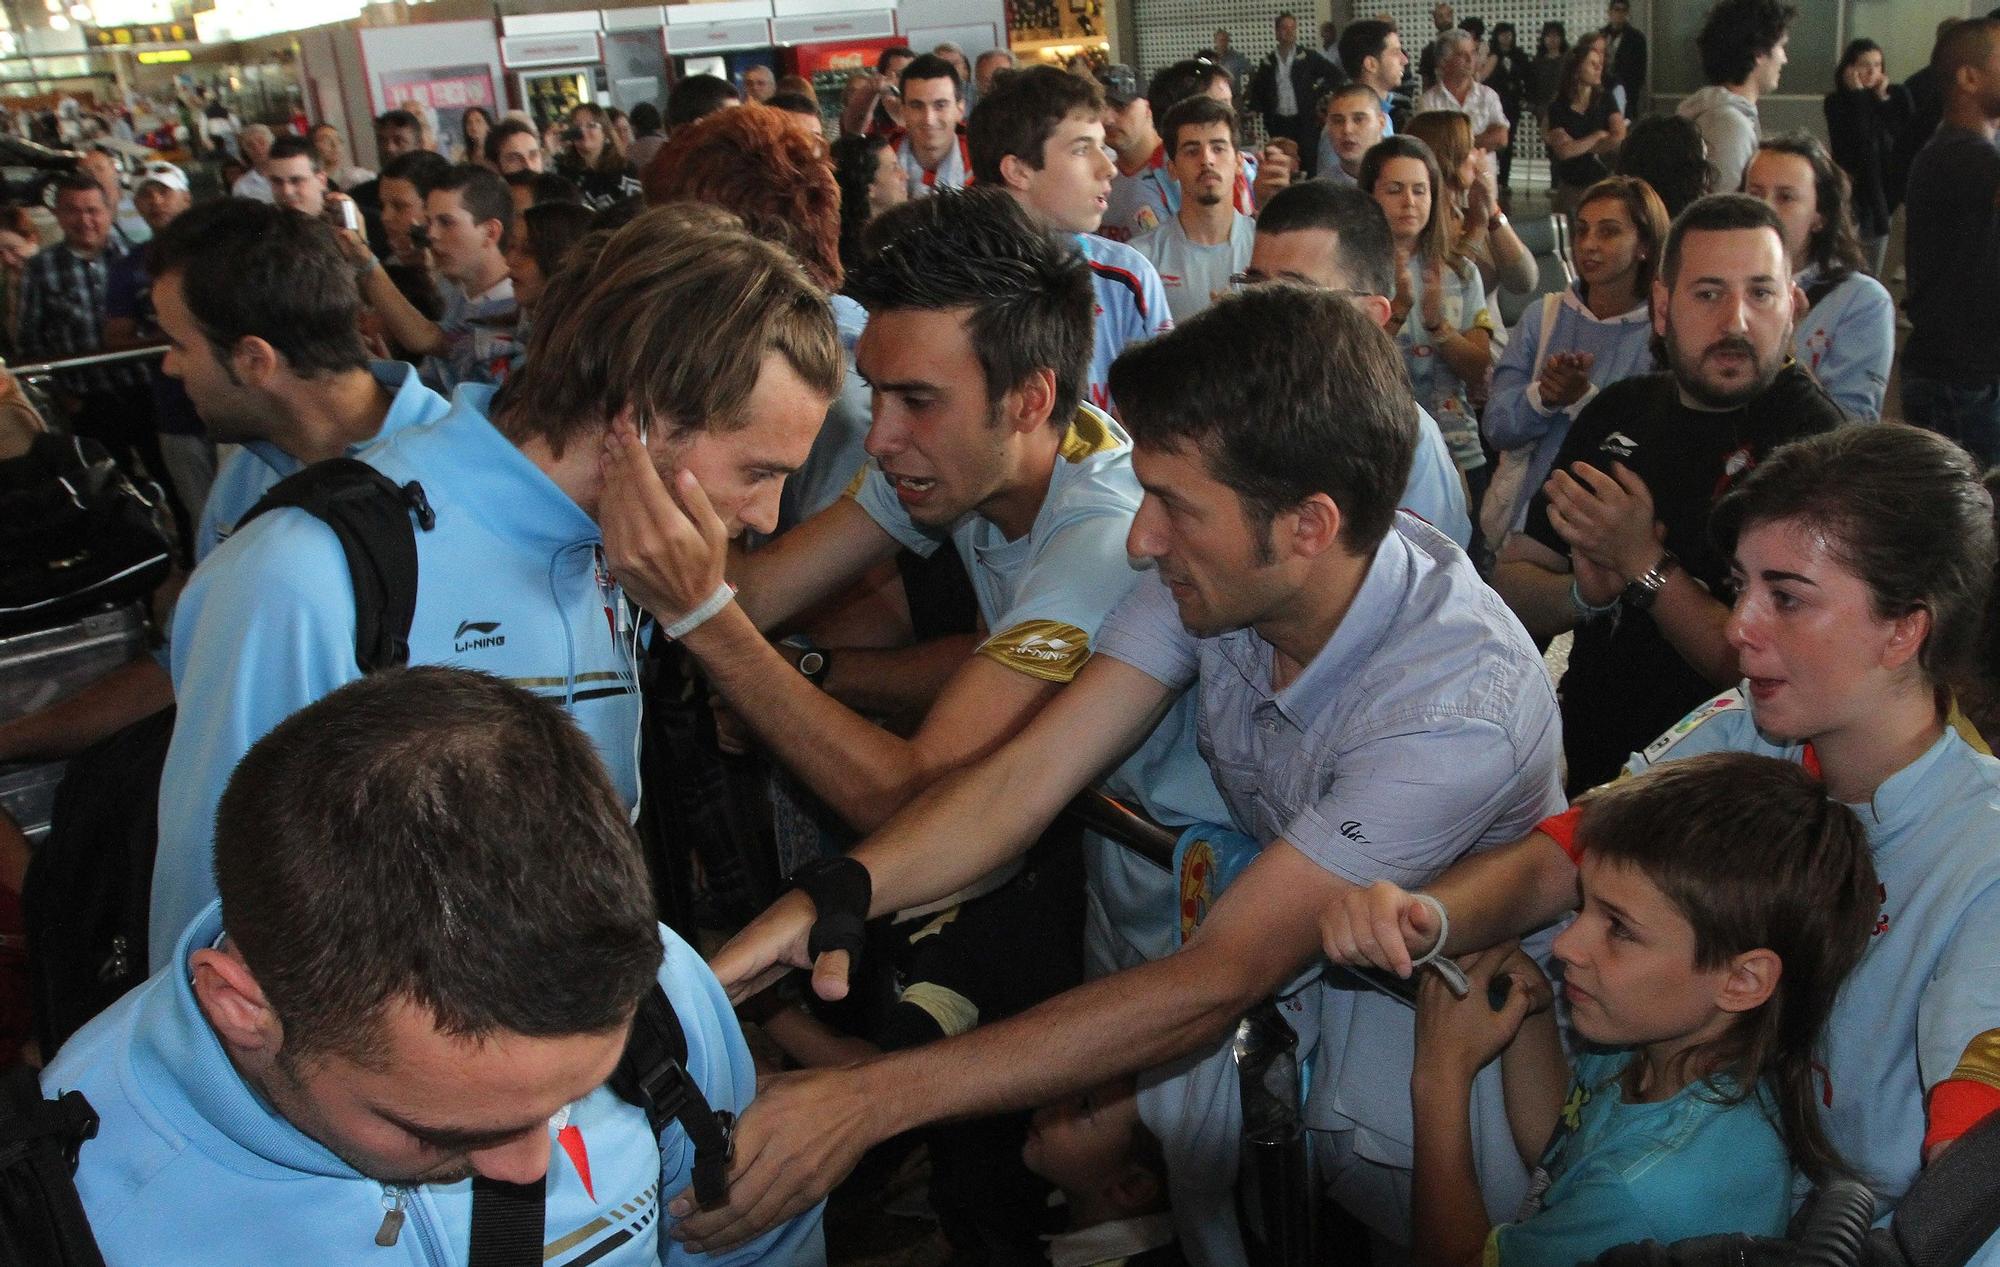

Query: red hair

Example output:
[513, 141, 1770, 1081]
[643, 104, 843, 291]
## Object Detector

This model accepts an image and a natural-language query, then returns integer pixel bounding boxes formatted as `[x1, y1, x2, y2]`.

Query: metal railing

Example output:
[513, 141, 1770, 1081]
[3, 346, 168, 381]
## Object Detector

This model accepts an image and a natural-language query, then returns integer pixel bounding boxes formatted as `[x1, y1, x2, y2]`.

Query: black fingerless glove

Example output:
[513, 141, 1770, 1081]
[788, 856, 872, 964]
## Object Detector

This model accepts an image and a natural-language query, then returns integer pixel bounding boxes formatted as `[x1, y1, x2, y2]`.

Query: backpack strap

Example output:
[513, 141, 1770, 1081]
[0, 1065, 108, 1267]
[235, 458, 436, 674]
[607, 984, 736, 1211]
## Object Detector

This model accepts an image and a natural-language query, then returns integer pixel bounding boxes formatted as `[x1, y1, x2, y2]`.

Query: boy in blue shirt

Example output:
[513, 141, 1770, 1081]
[1408, 753, 1877, 1267]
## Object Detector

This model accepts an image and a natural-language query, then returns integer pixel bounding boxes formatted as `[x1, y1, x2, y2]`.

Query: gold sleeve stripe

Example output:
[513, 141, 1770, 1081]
[899, 981, 980, 1037]
[1948, 1030, 2000, 1092]
[978, 619, 1093, 684]
[906, 907, 960, 944]
[1472, 306, 1497, 333]
[839, 465, 870, 499]
[1483, 1226, 1504, 1267]
[1948, 697, 1993, 756]
[1058, 407, 1121, 463]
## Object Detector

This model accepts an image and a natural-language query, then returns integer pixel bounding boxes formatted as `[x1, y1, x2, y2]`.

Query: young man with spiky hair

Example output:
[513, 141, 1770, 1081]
[51, 667, 824, 1264]
[600, 187, 1229, 981]
[968, 65, 1172, 411]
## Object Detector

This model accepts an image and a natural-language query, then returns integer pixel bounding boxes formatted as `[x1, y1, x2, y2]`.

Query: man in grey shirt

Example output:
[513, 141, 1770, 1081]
[665, 284, 1564, 1255]
[1132, 97, 1256, 323]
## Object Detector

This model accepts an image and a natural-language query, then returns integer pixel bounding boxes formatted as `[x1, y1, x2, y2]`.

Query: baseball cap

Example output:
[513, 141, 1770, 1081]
[1095, 63, 1141, 108]
[136, 160, 189, 194]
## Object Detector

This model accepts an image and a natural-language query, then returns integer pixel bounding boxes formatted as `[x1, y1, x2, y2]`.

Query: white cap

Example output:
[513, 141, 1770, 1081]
[136, 160, 189, 194]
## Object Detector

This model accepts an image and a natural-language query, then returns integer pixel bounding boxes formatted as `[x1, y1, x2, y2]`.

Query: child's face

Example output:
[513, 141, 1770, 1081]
[1553, 854, 1737, 1051]
[1021, 1079, 1140, 1196]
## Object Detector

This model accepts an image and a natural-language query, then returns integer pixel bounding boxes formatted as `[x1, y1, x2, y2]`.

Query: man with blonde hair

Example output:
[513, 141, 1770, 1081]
[149, 206, 843, 967]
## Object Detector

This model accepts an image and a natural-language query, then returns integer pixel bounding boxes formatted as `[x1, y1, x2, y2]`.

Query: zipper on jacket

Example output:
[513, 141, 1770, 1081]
[376, 1187, 407, 1246]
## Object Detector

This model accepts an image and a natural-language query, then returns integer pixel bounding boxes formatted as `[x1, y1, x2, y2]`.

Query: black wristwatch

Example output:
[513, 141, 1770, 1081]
[781, 636, 830, 687]
[1620, 552, 1679, 613]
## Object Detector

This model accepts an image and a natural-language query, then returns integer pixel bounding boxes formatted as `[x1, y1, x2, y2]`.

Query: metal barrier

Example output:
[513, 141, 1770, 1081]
[3, 346, 168, 381]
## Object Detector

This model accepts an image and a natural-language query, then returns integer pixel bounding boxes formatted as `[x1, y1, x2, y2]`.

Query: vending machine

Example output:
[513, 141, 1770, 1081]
[499, 17, 607, 128]
[784, 34, 902, 131]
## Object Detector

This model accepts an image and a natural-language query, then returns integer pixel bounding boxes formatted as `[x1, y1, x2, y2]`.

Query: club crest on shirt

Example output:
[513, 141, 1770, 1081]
[1598, 431, 1639, 459]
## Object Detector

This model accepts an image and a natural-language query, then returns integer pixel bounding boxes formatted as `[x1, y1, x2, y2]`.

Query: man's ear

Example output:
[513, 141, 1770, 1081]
[1651, 276, 1670, 338]
[228, 335, 282, 390]
[190, 944, 285, 1059]
[1105, 1163, 1163, 1216]
[1356, 293, 1395, 330]
[1789, 281, 1808, 326]
[1285, 492, 1344, 560]
[1714, 947, 1780, 1015]
[1879, 604, 1932, 673]
[997, 152, 1035, 195]
[1001, 367, 1060, 434]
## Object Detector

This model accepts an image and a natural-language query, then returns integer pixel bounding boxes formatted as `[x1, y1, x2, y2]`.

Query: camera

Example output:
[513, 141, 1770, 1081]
[408, 224, 431, 249]
[562, 126, 585, 143]
[325, 199, 362, 233]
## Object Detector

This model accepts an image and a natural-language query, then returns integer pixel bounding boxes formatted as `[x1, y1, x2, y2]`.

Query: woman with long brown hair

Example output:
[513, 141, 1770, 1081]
[1546, 32, 1627, 219]
[1405, 109, 1535, 296]
[558, 102, 641, 209]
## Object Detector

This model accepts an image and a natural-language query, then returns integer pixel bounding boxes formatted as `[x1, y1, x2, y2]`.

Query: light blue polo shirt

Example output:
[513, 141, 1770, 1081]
[1095, 513, 1566, 1234]
[1076, 233, 1173, 414]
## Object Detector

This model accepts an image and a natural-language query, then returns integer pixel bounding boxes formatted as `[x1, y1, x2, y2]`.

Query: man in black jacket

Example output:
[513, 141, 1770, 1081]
[1603, 0, 1649, 115]
[1249, 12, 1343, 176]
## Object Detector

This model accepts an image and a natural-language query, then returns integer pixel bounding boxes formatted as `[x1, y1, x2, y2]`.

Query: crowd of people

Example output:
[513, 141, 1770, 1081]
[3, 2, 2000, 1266]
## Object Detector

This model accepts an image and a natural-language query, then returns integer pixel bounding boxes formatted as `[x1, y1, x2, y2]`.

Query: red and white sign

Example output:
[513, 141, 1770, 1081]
[378, 65, 496, 113]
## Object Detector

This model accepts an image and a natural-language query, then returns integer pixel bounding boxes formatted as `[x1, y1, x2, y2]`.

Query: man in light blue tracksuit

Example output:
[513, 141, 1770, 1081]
[48, 668, 822, 1265]
[148, 207, 845, 969]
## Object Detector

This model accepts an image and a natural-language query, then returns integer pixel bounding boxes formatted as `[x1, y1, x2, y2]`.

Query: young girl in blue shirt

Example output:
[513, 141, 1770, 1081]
[1407, 751, 1879, 1267]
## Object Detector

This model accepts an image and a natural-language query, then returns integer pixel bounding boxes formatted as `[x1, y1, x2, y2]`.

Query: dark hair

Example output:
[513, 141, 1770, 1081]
[484, 118, 539, 166]
[433, 163, 513, 246]
[832, 132, 895, 276]
[1359, 135, 1449, 267]
[1617, 116, 1713, 219]
[666, 74, 740, 131]
[645, 103, 843, 291]
[900, 52, 962, 97]
[876, 45, 916, 74]
[1834, 37, 1883, 90]
[849, 188, 1093, 426]
[1158, 95, 1236, 156]
[1574, 751, 1877, 1187]
[215, 667, 663, 1066]
[1492, 21, 1517, 46]
[1109, 284, 1415, 554]
[1696, 0, 1798, 87]
[1931, 18, 2000, 84]
[968, 65, 1103, 186]
[1145, 59, 1233, 119]
[1575, 175, 1671, 296]
[460, 105, 494, 148]
[1459, 16, 1484, 42]
[1714, 426, 1997, 692]
[1749, 133, 1867, 278]
[147, 199, 368, 378]
[50, 171, 105, 206]
[767, 91, 819, 118]
[495, 206, 839, 456]
[267, 134, 320, 169]
[1555, 31, 1608, 110]
[375, 109, 421, 137]
[382, 148, 453, 197]
[567, 102, 629, 174]
[1660, 192, 1784, 288]
[1255, 181, 1396, 297]
[1338, 19, 1400, 80]
[520, 201, 597, 284]
[1537, 20, 1569, 57]
[629, 101, 662, 135]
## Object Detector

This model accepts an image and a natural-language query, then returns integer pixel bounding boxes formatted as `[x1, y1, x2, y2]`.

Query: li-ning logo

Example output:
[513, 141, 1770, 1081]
[454, 620, 505, 652]
[1011, 633, 1077, 663]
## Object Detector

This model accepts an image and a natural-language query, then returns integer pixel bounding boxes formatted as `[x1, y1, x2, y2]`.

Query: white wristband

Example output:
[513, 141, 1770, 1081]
[1408, 893, 1471, 998]
[660, 580, 735, 641]
[1408, 893, 1451, 966]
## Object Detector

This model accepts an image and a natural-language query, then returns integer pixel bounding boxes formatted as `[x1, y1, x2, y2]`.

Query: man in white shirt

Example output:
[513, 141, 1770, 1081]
[1418, 29, 1509, 153]
[231, 124, 275, 202]
[1132, 97, 1254, 323]
[894, 53, 969, 195]
[1249, 13, 1342, 175]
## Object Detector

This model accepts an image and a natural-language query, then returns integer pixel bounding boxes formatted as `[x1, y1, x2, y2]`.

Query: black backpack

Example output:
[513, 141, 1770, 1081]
[24, 459, 433, 1057]
[0, 434, 173, 637]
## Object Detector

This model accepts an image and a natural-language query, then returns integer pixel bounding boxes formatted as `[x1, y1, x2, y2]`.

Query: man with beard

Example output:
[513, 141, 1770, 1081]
[45, 668, 822, 1265]
[1132, 97, 1254, 322]
[1493, 194, 1844, 792]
